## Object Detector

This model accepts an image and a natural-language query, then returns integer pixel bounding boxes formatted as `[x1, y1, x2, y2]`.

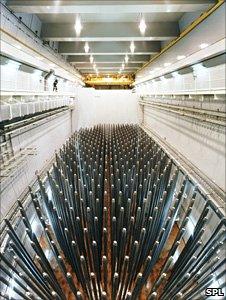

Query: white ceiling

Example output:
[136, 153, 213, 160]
[37, 12, 184, 24]
[7, 0, 217, 75]
[136, 3, 225, 84]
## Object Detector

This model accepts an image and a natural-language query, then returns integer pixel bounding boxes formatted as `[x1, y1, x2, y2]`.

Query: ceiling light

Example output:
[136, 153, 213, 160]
[74, 15, 82, 35]
[106, 77, 112, 82]
[177, 55, 186, 60]
[36, 56, 44, 61]
[15, 45, 22, 49]
[49, 63, 55, 67]
[193, 63, 206, 72]
[139, 15, 147, 34]
[90, 55, 94, 63]
[125, 54, 129, 64]
[199, 43, 209, 49]
[5, 60, 21, 70]
[130, 41, 135, 53]
[172, 71, 180, 77]
[164, 62, 171, 67]
[154, 67, 161, 71]
[84, 42, 89, 53]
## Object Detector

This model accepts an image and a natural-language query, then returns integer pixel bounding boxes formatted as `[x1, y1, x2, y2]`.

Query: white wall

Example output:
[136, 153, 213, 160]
[1, 110, 73, 218]
[136, 63, 226, 96]
[15, 12, 42, 37]
[143, 106, 226, 191]
[76, 89, 139, 128]
[0, 62, 79, 93]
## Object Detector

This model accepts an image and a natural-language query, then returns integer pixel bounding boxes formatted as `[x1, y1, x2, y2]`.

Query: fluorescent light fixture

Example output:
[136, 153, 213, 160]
[90, 55, 94, 63]
[49, 63, 55, 67]
[74, 15, 82, 35]
[164, 62, 171, 67]
[15, 45, 22, 49]
[125, 54, 129, 64]
[192, 63, 206, 73]
[130, 41, 135, 53]
[177, 55, 186, 60]
[193, 63, 205, 69]
[154, 67, 161, 71]
[139, 15, 147, 34]
[172, 71, 180, 77]
[199, 43, 209, 49]
[84, 42, 89, 53]
[33, 70, 43, 77]
[5, 60, 21, 70]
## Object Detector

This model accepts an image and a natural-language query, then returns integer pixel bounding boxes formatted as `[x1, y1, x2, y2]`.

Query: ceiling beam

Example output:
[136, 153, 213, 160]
[80, 70, 135, 75]
[41, 22, 179, 42]
[58, 41, 160, 55]
[8, 1, 216, 14]
[81, 66, 138, 70]
[74, 62, 143, 70]
[68, 55, 151, 63]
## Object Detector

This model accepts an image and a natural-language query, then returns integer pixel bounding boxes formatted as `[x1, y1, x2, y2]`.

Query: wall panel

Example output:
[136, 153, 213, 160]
[77, 89, 139, 128]
[1, 110, 73, 218]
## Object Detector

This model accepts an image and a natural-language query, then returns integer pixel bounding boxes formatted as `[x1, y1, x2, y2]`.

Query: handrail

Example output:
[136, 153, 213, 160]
[139, 100, 226, 128]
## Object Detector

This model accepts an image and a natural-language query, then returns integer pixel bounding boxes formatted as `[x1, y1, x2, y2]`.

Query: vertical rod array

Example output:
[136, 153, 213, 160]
[1, 125, 225, 300]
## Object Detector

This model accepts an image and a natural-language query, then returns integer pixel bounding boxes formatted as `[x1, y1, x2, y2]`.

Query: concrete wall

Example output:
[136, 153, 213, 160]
[15, 13, 42, 37]
[76, 88, 139, 128]
[1, 109, 74, 218]
[142, 105, 226, 191]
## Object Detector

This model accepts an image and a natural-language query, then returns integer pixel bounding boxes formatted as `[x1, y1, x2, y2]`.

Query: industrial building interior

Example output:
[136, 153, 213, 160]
[0, 0, 225, 299]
